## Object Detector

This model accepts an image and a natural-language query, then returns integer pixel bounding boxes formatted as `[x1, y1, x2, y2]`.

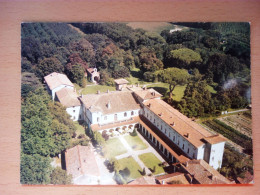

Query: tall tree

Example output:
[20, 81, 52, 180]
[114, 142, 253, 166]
[162, 68, 190, 102]
[36, 57, 64, 78]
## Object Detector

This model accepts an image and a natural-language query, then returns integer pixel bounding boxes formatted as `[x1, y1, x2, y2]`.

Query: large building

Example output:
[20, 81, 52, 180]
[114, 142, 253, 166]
[45, 72, 226, 171]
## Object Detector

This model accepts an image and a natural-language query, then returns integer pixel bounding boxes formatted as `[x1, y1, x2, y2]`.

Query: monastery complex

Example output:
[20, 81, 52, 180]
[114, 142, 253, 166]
[44, 72, 231, 184]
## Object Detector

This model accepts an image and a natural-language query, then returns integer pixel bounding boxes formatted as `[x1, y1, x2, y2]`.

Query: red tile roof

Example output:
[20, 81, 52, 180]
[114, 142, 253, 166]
[44, 72, 74, 90]
[134, 88, 162, 101]
[156, 172, 190, 184]
[79, 91, 140, 115]
[65, 145, 100, 179]
[181, 159, 232, 184]
[143, 99, 218, 148]
[128, 176, 157, 185]
[114, 78, 129, 85]
[56, 88, 81, 108]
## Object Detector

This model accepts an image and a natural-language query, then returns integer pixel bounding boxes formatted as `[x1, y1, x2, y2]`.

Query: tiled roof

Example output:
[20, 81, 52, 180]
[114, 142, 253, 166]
[181, 159, 232, 184]
[44, 72, 74, 90]
[134, 88, 162, 101]
[203, 134, 226, 145]
[128, 176, 157, 185]
[237, 171, 254, 184]
[87, 68, 95, 74]
[65, 145, 100, 179]
[56, 88, 81, 108]
[155, 172, 190, 184]
[114, 78, 129, 85]
[79, 91, 140, 115]
[143, 99, 216, 148]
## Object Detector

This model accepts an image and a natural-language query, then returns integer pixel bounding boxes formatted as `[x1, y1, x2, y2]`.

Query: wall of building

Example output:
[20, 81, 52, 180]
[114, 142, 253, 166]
[66, 106, 82, 121]
[208, 142, 225, 169]
[143, 106, 198, 159]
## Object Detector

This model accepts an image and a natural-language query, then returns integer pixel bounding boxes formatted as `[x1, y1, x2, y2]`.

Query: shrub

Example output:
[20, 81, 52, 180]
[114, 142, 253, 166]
[130, 129, 137, 136]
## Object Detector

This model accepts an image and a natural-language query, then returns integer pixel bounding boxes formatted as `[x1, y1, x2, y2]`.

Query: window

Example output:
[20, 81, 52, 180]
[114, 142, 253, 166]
[173, 136, 175, 141]
[97, 117, 100, 122]
[178, 140, 179, 145]
[168, 132, 170, 137]
[131, 111, 134, 116]
[154, 119, 155, 123]
[212, 157, 214, 161]
[193, 153, 195, 158]
[79, 115, 81, 119]
[124, 112, 127, 117]
[182, 144, 184, 150]
[104, 116, 107, 120]
[73, 110, 75, 113]
[187, 148, 189, 154]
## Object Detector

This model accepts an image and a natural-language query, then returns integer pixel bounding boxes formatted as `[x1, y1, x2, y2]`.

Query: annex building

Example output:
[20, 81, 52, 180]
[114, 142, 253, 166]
[45, 73, 227, 175]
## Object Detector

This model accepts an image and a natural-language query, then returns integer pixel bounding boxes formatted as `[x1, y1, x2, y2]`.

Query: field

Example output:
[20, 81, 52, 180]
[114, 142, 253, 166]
[104, 138, 127, 158]
[126, 22, 189, 34]
[218, 112, 252, 138]
[117, 156, 142, 182]
[123, 135, 148, 151]
[138, 153, 164, 175]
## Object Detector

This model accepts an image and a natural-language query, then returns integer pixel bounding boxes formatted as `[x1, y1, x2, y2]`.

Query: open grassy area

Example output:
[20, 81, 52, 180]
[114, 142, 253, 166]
[74, 121, 85, 136]
[104, 138, 127, 158]
[81, 85, 116, 95]
[118, 156, 142, 181]
[123, 135, 148, 151]
[138, 153, 164, 175]
[147, 83, 186, 102]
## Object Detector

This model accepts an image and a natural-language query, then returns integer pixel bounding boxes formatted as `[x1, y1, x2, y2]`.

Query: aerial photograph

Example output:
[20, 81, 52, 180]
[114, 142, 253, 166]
[21, 22, 252, 185]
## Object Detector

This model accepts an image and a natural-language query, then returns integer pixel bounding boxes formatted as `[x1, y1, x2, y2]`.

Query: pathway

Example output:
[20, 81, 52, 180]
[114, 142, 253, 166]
[115, 133, 165, 175]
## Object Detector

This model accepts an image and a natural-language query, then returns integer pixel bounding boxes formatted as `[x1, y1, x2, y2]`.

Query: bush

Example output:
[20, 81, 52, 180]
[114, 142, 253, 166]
[130, 129, 137, 136]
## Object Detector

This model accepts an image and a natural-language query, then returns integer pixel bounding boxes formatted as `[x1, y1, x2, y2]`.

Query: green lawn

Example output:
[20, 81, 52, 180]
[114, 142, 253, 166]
[104, 138, 127, 158]
[118, 156, 142, 181]
[138, 153, 164, 175]
[81, 85, 116, 95]
[123, 135, 148, 151]
[147, 83, 186, 102]
[74, 121, 85, 136]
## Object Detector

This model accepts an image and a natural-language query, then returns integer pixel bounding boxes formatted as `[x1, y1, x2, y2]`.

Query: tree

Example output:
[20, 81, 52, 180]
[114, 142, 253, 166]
[166, 48, 202, 69]
[50, 167, 72, 185]
[162, 68, 190, 102]
[20, 153, 52, 184]
[93, 131, 105, 147]
[36, 57, 64, 78]
[112, 65, 130, 79]
[65, 64, 86, 87]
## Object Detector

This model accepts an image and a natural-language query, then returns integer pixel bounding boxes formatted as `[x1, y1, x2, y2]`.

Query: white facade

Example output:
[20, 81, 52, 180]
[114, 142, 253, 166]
[208, 142, 225, 169]
[66, 106, 83, 121]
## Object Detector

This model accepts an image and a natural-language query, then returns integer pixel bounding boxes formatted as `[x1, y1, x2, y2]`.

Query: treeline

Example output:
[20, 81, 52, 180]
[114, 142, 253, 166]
[21, 22, 251, 118]
[21, 81, 76, 184]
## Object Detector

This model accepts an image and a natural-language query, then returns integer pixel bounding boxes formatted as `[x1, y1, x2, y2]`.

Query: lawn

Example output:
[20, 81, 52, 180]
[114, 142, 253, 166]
[123, 135, 148, 151]
[104, 138, 127, 158]
[117, 156, 142, 181]
[147, 83, 186, 102]
[74, 121, 85, 136]
[81, 85, 116, 95]
[138, 153, 165, 175]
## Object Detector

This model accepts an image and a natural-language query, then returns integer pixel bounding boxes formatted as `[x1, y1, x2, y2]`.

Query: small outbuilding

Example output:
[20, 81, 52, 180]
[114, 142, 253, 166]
[114, 78, 129, 91]
[86, 68, 100, 84]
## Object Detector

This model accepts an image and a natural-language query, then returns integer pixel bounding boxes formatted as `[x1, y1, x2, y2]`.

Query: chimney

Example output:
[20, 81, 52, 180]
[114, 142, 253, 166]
[143, 86, 147, 90]
[97, 90, 100, 94]
[107, 89, 109, 93]
[147, 103, 151, 108]
[132, 85, 134, 88]
[186, 133, 190, 138]
[158, 112, 162, 117]
[170, 122, 175, 126]
[137, 83, 140, 87]
[80, 93, 83, 98]
[107, 101, 111, 109]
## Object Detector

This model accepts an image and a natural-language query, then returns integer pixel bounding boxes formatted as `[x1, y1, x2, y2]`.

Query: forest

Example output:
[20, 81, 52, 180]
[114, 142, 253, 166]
[21, 22, 251, 184]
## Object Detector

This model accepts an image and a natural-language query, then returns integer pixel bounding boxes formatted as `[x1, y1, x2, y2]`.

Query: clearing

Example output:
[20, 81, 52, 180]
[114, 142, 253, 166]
[138, 153, 165, 175]
[123, 135, 148, 151]
[104, 138, 128, 158]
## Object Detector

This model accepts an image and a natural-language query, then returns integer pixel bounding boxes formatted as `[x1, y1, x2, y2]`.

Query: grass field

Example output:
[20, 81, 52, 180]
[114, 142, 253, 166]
[123, 135, 148, 151]
[118, 156, 142, 181]
[74, 121, 85, 136]
[138, 153, 164, 175]
[147, 83, 186, 102]
[104, 138, 127, 158]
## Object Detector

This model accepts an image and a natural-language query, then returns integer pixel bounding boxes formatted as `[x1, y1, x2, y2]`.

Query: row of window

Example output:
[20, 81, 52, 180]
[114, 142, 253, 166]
[144, 108, 196, 158]
[96, 111, 136, 123]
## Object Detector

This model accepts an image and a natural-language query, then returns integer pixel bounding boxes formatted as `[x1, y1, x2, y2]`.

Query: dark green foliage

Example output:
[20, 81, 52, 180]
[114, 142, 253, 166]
[50, 167, 72, 185]
[37, 57, 64, 78]
[220, 145, 253, 181]
[112, 65, 130, 79]
[21, 72, 42, 98]
[20, 153, 51, 184]
[177, 80, 216, 117]
[65, 63, 86, 87]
